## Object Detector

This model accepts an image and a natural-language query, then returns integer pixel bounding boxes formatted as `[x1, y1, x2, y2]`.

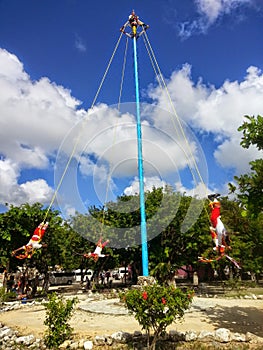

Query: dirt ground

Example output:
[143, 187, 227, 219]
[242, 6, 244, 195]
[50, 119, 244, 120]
[0, 296, 263, 340]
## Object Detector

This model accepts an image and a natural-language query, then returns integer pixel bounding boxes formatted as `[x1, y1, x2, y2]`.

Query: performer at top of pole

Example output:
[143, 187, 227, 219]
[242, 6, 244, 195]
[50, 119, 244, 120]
[120, 10, 149, 38]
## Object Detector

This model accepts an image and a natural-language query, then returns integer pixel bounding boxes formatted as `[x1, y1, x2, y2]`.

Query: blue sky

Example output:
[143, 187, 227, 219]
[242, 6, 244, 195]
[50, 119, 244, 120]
[0, 0, 263, 220]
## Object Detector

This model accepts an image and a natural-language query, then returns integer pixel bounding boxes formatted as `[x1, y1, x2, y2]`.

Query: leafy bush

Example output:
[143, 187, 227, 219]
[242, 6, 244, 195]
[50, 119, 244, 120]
[43, 292, 78, 349]
[0, 287, 17, 303]
[120, 284, 194, 350]
[0, 287, 6, 303]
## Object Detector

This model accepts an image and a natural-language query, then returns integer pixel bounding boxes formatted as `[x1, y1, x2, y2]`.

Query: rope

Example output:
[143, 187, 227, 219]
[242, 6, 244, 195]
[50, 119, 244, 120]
[118, 37, 129, 110]
[100, 36, 129, 234]
[91, 32, 124, 109]
[42, 32, 124, 223]
[142, 31, 211, 223]
[142, 35, 163, 88]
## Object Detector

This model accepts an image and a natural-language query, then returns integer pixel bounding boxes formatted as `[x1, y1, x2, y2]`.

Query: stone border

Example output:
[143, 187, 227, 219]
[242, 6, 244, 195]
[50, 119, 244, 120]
[1, 292, 263, 349]
[1, 322, 263, 350]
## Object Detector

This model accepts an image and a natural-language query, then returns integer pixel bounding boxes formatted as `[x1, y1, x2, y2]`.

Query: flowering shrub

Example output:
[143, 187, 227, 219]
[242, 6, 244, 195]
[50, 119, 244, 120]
[44, 292, 78, 349]
[121, 284, 194, 349]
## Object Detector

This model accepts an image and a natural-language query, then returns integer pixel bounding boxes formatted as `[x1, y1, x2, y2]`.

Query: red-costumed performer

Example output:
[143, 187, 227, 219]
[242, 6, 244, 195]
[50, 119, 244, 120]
[208, 194, 230, 255]
[12, 222, 49, 259]
[84, 238, 110, 262]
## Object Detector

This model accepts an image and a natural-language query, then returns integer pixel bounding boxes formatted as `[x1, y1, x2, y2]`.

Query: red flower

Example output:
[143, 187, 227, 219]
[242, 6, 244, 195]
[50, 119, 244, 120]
[142, 291, 148, 300]
[161, 297, 166, 304]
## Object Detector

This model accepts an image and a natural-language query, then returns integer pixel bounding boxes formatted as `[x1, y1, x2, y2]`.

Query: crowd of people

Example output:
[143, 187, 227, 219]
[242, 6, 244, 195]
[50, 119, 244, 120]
[84, 262, 138, 290]
[2, 269, 40, 300]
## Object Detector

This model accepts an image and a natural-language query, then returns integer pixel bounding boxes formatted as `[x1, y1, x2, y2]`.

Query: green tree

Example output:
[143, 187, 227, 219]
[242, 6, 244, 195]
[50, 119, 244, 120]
[72, 189, 214, 282]
[230, 115, 263, 216]
[149, 195, 211, 283]
[0, 203, 88, 281]
[227, 115, 263, 277]
[0, 203, 49, 270]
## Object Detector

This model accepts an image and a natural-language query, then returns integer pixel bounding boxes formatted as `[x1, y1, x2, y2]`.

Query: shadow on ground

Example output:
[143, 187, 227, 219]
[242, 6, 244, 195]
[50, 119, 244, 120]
[202, 305, 263, 336]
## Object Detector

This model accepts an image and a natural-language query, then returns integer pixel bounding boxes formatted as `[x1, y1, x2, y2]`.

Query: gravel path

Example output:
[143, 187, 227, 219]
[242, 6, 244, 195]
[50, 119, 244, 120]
[0, 296, 262, 339]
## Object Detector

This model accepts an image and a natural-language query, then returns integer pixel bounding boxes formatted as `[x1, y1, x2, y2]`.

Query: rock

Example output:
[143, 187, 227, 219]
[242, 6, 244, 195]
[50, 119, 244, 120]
[111, 330, 132, 343]
[84, 340, 93, 349]
[169, 330, 185, 341]
[231, 332, 246, 342]
[133, 343, 148, 350]
[133, 330, 142, 337]
[246, 332, 263, 344]
[214, 328, 231, 342]
[0, 327, 13, 338]
[12, 304, 21, 310]
[198, 330, 215, 341]
[33, 338, 42, 347]
[185, 330, 198, 341]
[106, 336, 113, 346]
[244, 295, 252, 299]
[77, 339, 85, 348]
[69, 341, 79, 349]
[15, 334, 35, 345]
[94, 335, 106, 345]
[137, 276, 156, 286]
[58, 339, 72, 349]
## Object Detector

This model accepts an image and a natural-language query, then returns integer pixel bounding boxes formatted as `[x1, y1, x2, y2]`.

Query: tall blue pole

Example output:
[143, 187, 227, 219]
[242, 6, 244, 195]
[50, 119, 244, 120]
[133, 35, 149, 276]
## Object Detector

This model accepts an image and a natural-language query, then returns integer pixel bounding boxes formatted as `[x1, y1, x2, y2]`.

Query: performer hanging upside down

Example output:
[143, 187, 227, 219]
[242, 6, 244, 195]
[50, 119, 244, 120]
[208, 194, 230, 255]
[12, 222, 49, 259]
[84, 238, 110, 262]
[198, 195, 240, 268]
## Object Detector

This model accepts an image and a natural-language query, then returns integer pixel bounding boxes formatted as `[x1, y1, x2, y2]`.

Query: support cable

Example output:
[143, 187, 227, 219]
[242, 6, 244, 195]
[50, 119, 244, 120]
[100, 36, 129, 232]
[43, 32, 124, 223]
[142, 31, 211, 221]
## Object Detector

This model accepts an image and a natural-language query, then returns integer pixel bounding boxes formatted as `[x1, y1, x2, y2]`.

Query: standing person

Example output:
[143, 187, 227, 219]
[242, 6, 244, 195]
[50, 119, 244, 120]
[131, 262, 138, 285]
[85, 275, 90, 290]
[31, 274, 40, 297]
[19, 272, 27, 295]
[120, 10, 149, 38]
[105, 271, 111, 284]
[100, 271, 105, 285]
[6, 275, 15, 293]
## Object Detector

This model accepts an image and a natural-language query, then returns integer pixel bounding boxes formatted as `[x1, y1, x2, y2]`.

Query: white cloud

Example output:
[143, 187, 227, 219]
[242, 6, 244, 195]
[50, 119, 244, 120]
[0, 49, 29, 82]
[148, 64, 263, 177]
[174, 181, 209, 199]
[179, 0, 255, 38]
[63, 205, 76, 218]
[74, 34, 86, 52]
[0, 52, 84, 168]
[1, 47, 262, 209]
[196, 0, 251, 23]
[0, 50, 206, 208]
[55, 100, 208, 209]
[56, 63, 263, 205]
[0, 159, 53, 206]
[214, 137, 259, 172]
[20, 179, 53, 204]
[124, 176, 167, 196]
[0, 48, 85, 206]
